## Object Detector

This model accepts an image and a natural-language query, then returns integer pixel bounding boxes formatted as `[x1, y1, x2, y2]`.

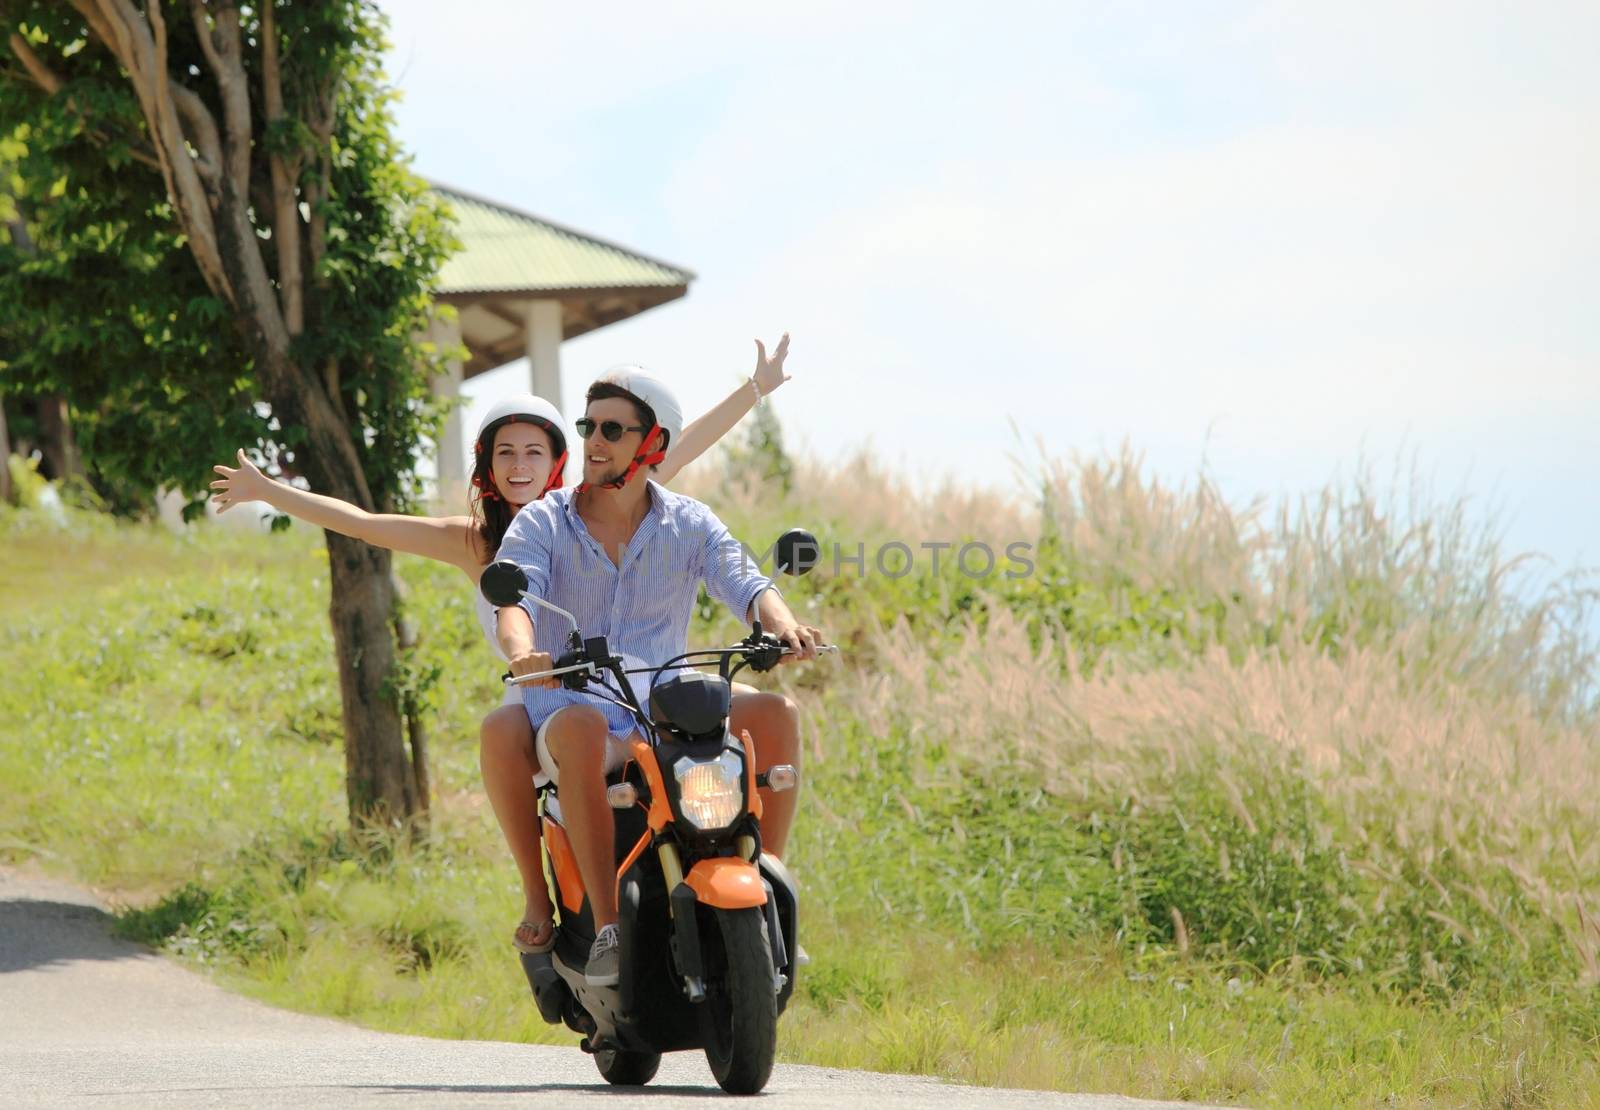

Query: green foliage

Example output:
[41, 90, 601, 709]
[722, 398, 794, 494]
[4, 450, 47, 506]
[1015, 764, 1362, 974]
[0, 37, 255, 512]
[116, 882, 222, 950]
[117, 831, 472, 974]
[5, 419, 1600, 1106]
[0, 503, 501, 873]
[0, 2, 456, 515]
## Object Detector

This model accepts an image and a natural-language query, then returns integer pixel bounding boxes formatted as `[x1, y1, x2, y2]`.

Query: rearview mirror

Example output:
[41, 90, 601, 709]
[480, 560, 529, 606]
[773, 528, 821, 577]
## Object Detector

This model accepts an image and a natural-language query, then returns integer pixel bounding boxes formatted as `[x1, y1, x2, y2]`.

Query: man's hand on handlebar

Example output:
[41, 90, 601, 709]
[508, 649, 560, 690]
[753, 587, 827, 666]
[771, 622, 824, 664]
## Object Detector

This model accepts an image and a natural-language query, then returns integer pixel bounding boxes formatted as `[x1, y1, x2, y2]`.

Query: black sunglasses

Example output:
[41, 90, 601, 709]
[575, 417, 649, 442]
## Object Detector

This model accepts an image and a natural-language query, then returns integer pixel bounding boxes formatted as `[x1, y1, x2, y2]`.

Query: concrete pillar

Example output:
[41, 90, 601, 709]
[526, 299, 563, 414]
[428, 312, 466, 500]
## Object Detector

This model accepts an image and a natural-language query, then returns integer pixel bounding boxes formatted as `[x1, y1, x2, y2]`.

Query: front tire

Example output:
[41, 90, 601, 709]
[594, 1047, 660, 1086]
[701, 906, 777, 1095]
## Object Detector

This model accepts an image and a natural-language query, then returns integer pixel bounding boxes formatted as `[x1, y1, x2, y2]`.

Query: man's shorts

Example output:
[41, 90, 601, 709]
[534, 704, 639, 787]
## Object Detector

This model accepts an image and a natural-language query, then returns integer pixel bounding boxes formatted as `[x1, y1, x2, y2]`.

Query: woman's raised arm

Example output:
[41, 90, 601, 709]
[656, 333, 792, 484]
[211, 449, 481, 573]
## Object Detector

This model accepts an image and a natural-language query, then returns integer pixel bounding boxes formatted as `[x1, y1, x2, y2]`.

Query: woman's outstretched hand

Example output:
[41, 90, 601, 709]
[209, 449, 272, 513]
[753, 332, 792, 398]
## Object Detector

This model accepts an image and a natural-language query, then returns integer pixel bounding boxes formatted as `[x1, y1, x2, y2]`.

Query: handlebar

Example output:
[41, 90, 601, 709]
[502, 660, 600, 687]
[500, 636, 839, 688]
[485, 555, 837, 706]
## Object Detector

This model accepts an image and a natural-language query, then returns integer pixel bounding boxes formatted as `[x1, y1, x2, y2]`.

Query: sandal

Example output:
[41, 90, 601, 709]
[513, 916, 556, 955]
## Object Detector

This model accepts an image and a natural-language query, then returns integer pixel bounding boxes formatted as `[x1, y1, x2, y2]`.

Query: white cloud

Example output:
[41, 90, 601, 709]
[695, 102, 1600, 439]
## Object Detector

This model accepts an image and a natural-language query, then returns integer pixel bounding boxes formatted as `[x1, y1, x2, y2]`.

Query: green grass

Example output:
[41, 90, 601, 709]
[4, 455, 1599, 1107]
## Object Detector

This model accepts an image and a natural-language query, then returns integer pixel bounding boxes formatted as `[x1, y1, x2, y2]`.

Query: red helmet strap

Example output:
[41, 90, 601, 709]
[541, 451, 568, 497]
[577, 425, 664, 493]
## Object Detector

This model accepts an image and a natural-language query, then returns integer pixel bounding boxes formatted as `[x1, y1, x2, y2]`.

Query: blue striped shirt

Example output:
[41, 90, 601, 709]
[494, 481, 775, 735]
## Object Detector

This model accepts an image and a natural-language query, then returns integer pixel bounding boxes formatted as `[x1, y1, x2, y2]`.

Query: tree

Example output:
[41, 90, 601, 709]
[0, 395, 12, 503]
[0, 2, 457, 827]
[723, 399, 794, 495]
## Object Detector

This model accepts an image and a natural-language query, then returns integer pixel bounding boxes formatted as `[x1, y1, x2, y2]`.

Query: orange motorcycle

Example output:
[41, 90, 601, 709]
[479, 530, 828, 1095]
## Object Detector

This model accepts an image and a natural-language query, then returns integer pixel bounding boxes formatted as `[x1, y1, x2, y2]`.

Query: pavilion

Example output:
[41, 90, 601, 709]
[426, 183, 694, 490]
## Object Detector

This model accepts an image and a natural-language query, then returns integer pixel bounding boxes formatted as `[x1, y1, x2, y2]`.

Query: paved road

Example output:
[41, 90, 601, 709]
[0, 868, 1231, 1108]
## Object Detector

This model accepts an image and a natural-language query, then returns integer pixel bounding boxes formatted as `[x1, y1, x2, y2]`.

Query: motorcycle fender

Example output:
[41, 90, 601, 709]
[684, 857, 768, 909]
[543, 817, 585, 915]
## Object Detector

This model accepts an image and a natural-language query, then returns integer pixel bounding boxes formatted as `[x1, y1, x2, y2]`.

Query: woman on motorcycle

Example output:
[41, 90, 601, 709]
[210, 336, 792, 955]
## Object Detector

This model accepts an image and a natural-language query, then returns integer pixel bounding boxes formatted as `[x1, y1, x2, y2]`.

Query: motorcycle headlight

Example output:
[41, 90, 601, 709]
[674, 750, 745, 831]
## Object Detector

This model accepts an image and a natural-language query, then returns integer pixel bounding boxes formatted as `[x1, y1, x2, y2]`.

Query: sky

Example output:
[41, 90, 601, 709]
[377, 0, 1598, 579]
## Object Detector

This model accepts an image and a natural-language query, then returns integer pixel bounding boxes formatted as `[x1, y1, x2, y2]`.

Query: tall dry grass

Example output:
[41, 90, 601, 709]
[850, 611, 1599, 985]
[693, 442, 1600, 999]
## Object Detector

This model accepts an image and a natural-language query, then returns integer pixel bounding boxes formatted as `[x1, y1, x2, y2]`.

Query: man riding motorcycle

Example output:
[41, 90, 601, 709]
[493, 365, 822, 985]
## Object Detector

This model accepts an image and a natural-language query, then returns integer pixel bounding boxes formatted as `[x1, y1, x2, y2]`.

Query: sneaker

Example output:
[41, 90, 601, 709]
[794, 943, 811, 968]
[585, 923, 621, 987]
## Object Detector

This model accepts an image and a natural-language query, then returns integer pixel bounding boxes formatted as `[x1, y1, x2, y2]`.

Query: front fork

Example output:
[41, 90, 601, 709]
[658, 843, 708, 1001]
[660, 838, 777, 1003]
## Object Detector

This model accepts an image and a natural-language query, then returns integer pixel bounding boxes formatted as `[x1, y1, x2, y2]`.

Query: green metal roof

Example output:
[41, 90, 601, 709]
[431, 183, 694, 295]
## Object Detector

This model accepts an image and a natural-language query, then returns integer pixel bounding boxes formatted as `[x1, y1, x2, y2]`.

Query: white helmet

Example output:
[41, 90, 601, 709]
[590, 365, 683, 449]
[475, 393, 566, 459]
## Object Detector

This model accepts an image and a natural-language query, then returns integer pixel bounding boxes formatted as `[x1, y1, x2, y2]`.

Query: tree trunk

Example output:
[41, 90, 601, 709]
[407, 712, 431, 822]
[323, 530, 419, 827]
[284, 371, 425, 832]
[391, 569, 432, 828]
[251, 340, 422, 829]
[238, 298, 423, 830]
[280, 354, 420, 829]
[36, 392, 82, 481]
[0, 395, 13, 505]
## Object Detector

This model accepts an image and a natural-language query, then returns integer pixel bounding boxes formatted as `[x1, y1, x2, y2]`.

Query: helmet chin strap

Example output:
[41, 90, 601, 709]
[540, 452, 568, 497]
[577, 426, 665, 493]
